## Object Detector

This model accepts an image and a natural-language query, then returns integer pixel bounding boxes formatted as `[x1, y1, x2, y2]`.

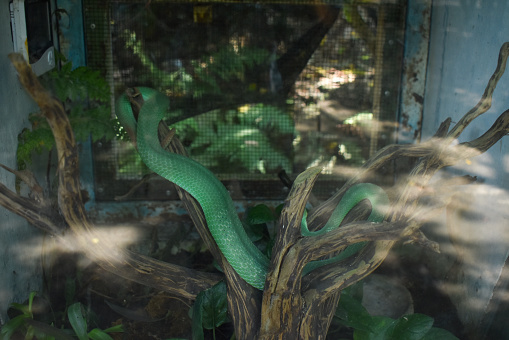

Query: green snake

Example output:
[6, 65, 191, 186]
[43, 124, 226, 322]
[116, 87, 389, 290]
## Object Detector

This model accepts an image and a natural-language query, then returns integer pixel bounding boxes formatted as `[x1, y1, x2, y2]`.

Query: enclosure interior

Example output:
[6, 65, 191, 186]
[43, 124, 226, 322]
[87, 0, 406, 201]
[9, 0, 505, 339]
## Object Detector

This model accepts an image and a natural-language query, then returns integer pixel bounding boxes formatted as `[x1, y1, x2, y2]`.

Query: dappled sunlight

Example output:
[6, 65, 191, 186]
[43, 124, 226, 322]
[7, 233, 49, 263]
[408, 178, 509, 332]
[502, 153, 509, 175]
[450, 147, 496, 179]
[8, 223, 146, 268]
[79, 223, 149, 264]
[3, 0, 509, 337]
[86, 223, 146, 250]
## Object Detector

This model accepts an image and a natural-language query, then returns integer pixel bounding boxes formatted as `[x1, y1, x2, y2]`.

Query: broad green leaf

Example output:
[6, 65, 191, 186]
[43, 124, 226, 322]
[335, 291, 375, 333]
[353, 314, 439, 340]
[242, 104, 295, 135]
[243, 220, 268, 243]
[187, 105, 293, 174]
[68, 302, 88, 340]
[421, 327, 459, 340]
[191, 291, 205, 340]
[274, 203, 284, 217]
[17, 127, 55, 167]
[390, 314, 434, 340]
[246, 204, 275, 226]
[201, 281, 228, 330]
[353, 316, 397, 340]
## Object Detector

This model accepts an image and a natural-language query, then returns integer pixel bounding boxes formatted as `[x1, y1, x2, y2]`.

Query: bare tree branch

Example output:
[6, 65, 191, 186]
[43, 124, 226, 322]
[8, 53, 221, 300]
[5, 38, 509, 339]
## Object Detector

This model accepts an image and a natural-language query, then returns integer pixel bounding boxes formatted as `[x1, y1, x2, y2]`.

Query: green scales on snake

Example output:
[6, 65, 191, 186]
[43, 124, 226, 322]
[116, 87, 390, 290]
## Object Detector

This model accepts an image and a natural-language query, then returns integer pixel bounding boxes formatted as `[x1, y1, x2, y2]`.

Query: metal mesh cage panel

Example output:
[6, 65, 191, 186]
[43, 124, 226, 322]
[84, 0, 406, 200]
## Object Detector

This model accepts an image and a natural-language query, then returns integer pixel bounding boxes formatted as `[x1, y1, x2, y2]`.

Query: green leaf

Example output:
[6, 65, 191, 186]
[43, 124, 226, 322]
[243, 221, 267, 243]
[25, 324, 35, 339]
[274, 204, 284, 217]
[421, 327, 459, 340]
[9, 302, 30, 315]
[180, 104, 294, 174]
[88, 328, 114, 340]
[241, 104, 295, 135]
[390, 314, 434, 340]
[246, 204, 275, 226]
[0, 314, 28, 339]
[243, 204, 273, 243]
[353, 314, 438, 340]
[353, 316, 397, 340]
[196, 124, 291, 173]
[190, 281, 229, 340]
[67, 302, 88, 340]
[17, 57, 113, 168]
[64, 277, 76, 309]
[101, 324, 125, 333]
[191, 291, 205, 340]
[335, 291, 375, 333]
[201, 281, 228, 330]
[16, 127, 55, 167]
[27, 291, 37, 313]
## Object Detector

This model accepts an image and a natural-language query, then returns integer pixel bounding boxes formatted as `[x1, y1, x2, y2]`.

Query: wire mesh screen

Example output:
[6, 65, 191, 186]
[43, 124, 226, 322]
[84, 0, 406, 200]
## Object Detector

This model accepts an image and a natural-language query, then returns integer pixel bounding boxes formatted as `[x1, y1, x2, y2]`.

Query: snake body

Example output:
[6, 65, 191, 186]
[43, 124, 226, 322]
[116, 87, 389, 290]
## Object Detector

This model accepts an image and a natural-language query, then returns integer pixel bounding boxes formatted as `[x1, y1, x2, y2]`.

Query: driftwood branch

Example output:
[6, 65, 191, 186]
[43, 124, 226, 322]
[297, 42, 509, 335]
[4, 37, 509, 339]
[6, 53, 221, 301]
[447, 42, 509, 139]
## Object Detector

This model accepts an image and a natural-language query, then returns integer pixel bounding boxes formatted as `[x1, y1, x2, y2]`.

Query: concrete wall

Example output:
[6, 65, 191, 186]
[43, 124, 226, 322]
[0, 0, 44, 323]
[421, 0, 509, 336]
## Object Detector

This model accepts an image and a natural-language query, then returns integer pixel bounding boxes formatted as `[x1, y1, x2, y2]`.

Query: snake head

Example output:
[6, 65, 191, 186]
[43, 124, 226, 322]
[126, 87, 145, 121]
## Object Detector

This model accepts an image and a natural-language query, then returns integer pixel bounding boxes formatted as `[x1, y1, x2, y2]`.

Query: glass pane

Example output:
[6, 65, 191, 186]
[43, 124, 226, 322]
[86, 1, 406, 200]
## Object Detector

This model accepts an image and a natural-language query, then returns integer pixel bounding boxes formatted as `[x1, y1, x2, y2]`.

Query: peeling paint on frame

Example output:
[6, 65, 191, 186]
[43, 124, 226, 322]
[398, 0, 432, 143]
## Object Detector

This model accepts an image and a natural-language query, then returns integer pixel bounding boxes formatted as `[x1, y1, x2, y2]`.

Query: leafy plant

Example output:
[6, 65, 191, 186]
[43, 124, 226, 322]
[123, 29, 195, 95]
[190, 281, 229, 340]
[117, 28, 294, 177]
[228, 204, 461, 339]
[67, 303, 124, 340]
[0, 292, 124, 340]
[186, 206, 278, 339]
[172, 104, 295, 174]
[243, 203, 280, 257]
[0, 291, 38, 340]
[333, 284, 459, 340]
[124, 28, 270, 98]
[16, 53, 116, 170]
[191, 45, 270, 97]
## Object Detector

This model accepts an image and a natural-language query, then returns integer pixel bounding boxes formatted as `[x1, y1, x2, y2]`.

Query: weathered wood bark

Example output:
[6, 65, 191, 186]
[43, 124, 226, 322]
[6, 54, 222, 301]
[2, 41, 509, 339]
[258, 42, 509, 338]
